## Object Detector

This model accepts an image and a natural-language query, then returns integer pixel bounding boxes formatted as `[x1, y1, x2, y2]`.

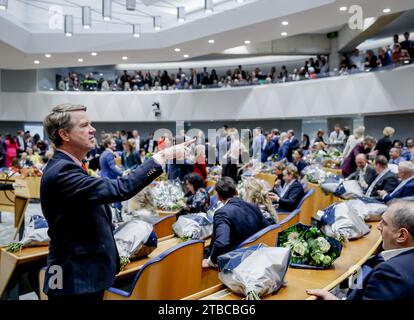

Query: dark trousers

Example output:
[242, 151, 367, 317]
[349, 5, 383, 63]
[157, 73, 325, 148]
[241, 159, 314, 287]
[48, 290, 104, 302]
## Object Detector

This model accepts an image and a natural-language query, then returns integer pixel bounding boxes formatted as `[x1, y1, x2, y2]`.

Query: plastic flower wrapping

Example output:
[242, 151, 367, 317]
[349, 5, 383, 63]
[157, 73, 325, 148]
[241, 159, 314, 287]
[302, 164, 341, 185]
[6, 215, 50, 253]
[151, 180, 185, 211]
[277, 223, 342, 269]
[114, 220, 158, 270]
[218, 244, 291, 300]
[172, 212, 214, 241]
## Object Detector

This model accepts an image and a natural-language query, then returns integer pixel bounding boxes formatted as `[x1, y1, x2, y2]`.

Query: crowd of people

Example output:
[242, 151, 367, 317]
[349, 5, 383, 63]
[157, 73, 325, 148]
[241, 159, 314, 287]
[54, 32, 414, 93]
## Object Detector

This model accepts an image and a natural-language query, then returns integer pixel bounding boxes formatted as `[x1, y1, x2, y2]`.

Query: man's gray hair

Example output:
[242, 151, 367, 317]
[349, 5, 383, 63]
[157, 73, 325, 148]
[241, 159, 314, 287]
[389, 201, 414, 238]
[43, 103, 87, 147]
[398, 161, 414, 175]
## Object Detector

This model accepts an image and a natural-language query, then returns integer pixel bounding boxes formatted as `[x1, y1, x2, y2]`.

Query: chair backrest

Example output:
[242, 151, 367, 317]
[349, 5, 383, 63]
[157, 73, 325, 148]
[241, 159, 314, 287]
[296, 188, 315, 225]
[236, 223, 283, 249]
[209, 193, 219, 210]
[153, 214, 175, 239]
[279, 209, 301, 231]
[254, 173, 277, 189]
[107, 240, 204, 300]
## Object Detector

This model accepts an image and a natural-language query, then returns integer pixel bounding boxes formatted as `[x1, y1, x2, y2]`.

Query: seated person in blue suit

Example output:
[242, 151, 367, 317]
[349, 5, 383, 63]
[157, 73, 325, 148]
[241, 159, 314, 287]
[389, 147, 405, 165]
[292, 149, 308, 175]
[41, 104, 193, 301]
[378, 161, 414, 203]
[269, 165, 304, 212]
[307, 201, 414, 300]
[202, 177, 273, 268]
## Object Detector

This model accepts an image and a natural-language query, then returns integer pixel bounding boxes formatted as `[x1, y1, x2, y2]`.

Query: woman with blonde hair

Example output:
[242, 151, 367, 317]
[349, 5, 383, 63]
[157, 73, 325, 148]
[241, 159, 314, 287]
[375, 126, 395, 160]
[342, 126, 365, 158]
[243, 177, 277, 223]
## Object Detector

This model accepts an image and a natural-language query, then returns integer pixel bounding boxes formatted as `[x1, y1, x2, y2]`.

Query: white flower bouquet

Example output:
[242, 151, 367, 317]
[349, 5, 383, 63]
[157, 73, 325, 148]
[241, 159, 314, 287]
[277, 223, 342, 269]
[151, 180, 185, 211]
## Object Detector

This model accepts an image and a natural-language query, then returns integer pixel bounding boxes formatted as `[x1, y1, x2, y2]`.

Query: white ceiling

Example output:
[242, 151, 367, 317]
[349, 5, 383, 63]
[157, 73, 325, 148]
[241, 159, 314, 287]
[1, 0, 414, 69]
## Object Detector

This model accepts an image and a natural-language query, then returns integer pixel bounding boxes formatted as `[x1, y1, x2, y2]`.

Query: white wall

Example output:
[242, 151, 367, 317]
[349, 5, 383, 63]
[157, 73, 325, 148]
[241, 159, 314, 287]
[0, 64, 413, 123]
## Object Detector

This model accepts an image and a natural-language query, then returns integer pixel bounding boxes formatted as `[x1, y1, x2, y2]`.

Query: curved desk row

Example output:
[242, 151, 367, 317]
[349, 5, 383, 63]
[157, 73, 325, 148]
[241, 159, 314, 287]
[189, 222, 381, 300]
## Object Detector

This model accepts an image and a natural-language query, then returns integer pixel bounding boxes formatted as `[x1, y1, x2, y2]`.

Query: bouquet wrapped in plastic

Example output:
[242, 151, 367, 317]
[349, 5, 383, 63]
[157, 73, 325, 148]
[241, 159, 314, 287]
[278, 223, 342, 269]
[333, 180, 364, 199]
[217, 244, 291, 300]
[207, 166, 222, 181]
[346, 198, 388, 222]
[114, 220, 158, 270]
[173, 212, 214, 240]
[6, 215, 50, 253]
[320, 175, 343, 194]
[315, 202, 371, 240]
[151, 180, 185, 211]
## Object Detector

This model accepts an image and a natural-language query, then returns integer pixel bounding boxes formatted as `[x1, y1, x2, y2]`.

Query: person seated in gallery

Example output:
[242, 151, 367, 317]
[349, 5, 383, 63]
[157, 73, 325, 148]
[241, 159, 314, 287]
[346, 154, 377, 193]
[202, 177, 273, 268]
[269, 165, 304, 212]
[307, 201, 414, 300]
[292, 149, 308, 175]
[378, 161, 414, 203]
[180, 173, 210, 214]
[364, 155, 399, 200]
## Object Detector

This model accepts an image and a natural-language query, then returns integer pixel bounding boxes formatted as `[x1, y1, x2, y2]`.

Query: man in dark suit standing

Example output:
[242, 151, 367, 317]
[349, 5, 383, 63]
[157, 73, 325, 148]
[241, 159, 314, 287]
[286, 129, 300, 162]
[365, 156, 399, 199]
[307, 201, 414, 300]
[41, 104, 192, 301]
[202, 177, 273, 268]
[346, 154, 377, 192]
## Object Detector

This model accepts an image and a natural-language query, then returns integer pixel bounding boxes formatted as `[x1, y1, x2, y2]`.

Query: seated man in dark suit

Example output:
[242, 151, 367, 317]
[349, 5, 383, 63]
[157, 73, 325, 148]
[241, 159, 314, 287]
[41, 104, 193, 301]
[346, 154, 377, 192]
[202, 177, 273, 268]
[364, 155, 399, 199]
[378, 161, 414, 203]
[269, 165, 305, 212]
[307, 201, 414, 300]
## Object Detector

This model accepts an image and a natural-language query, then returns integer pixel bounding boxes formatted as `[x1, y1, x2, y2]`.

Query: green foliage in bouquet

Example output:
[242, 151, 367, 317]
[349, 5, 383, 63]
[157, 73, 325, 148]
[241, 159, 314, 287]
[246, 291, 261, 300]
[158, 198, 186, 211]
[146, 152, 153, 158]
[6, 242, 23, 253]
[278, 224, 341, 268]
[119, 256, 131, 271]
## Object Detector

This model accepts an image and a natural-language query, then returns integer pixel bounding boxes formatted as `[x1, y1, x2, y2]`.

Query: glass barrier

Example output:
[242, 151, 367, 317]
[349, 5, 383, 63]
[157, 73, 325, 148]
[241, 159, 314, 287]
[43, 58, 413, 93]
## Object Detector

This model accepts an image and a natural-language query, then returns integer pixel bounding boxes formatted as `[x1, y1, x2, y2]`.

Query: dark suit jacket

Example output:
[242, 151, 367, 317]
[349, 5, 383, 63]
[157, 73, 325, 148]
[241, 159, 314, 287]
[293, 159, 308, 175]
[209, 197, 273, 264]
[384, 177, 414, 203]
[277, 180, 305, 212]
[261, 140, 275, 163]
[99, 150, 122, 179]
[142, 138, 158, 153]
[40, 151, 162, 295]
[347, 249, 414, 300]
[347, 165, 377, 188]
[287, 137, 300, 162]
[375, 136, 393, 160]
[366, 170, 399, 198]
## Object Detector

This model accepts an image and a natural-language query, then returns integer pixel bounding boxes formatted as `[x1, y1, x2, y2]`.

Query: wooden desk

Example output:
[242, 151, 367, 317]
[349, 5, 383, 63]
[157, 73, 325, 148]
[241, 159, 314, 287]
[156, 209, 181, 217]
[198, 222, 381, 300]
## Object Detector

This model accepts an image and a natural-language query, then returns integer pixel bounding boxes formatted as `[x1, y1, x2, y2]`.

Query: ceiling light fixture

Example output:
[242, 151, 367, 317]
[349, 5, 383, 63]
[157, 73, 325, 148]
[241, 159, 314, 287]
[174, 48, 181, 52]
[208, 39, 215, 44]
[339, 6, 347, 11]
[0, 0, 8, 10]
[78, 58, 84, 62]
[82, 6, 92, 29]
[102, 0, 112, 21]
[34, 60, 40, 65]
[235, 0, 245, 3]
[177, 7, 186, 22]
[281, 32, 288, 36]
[183, 54, 189, 58]
[91, 52, 98, 56]
[383, 8, 391, 13]
[153, 16, 161, 30]
[205, 0, 213, 14]
[126, 0, 136, 11]
[244, 40, 251, 44]
[45, 54, 51, 58]
[282, 21, 289, 26]
[122, 56, 128, 60]
[64, 15, 73, 36]
[133, 24, 141, 37]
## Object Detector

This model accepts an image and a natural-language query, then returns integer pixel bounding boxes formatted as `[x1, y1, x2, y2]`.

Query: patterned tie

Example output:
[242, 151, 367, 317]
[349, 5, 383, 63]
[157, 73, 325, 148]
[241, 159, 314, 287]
[81, 160, 88, 173]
